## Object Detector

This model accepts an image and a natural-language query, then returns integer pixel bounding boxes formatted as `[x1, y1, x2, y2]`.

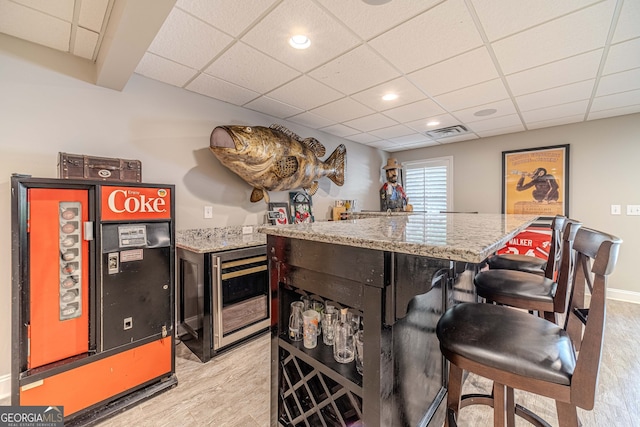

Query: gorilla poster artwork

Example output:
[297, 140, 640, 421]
[502, 145, 569, 217]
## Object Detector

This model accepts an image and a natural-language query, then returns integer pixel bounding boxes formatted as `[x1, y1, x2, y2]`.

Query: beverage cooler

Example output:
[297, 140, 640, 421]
[10, 175, 177, 425]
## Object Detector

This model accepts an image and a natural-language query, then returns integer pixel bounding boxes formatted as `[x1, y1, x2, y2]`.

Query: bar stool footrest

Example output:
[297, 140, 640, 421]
[448, 393, 552, 427]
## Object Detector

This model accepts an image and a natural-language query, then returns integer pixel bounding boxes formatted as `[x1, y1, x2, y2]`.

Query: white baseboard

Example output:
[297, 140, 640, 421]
[608, 288, 640, 304]
[0, 373, 10, 401]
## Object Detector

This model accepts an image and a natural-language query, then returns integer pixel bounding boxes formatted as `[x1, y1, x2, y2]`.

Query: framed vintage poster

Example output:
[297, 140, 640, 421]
[267, 202, 290, 225]
[502, 144, 569, 218]
[289, 191, 314, 224]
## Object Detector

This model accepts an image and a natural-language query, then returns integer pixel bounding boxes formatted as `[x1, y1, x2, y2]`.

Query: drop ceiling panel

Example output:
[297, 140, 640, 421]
[408, 47, 499, 97]
[204, 42, 300, 93]
[436, 79, 509, 112]
[603, 38, 640, 75]
[596, 68, 640, 97]
[588, 104, 640, 120]
[287, 111, 335, 129]
[310, 97, 374, 122]
[506, 50, 603, 96]
[436, 133, 478, 144]
[368, 0, 483, 73]
[319, 123, 360, 138]
[612, 0, 640, 43]
[244, 96, 304, 119]
[73, 27, 99, 60]
[186, 73, 259, 105]
[316, 0, 441, 41]
[466, 114, 522, 133]
[78, 0, 109, 32]
[383, 99, 445, 124]
[470, 0, 602, 42]
[527, 114, 585, 130]
[351, 77, 427, 112]
[309, 45, 400, 95]
[405, 114, 459, 132]
[176, 0, 278, 37]
[516, 80, 595, 112]
[492, 1, 615, 75]
[369, 124, 416, 139]
[135, 52, 198, 88]
[476, 124, 526, 138]
[521, 100, 589, 123]
[347, 133, 380, 144]
[13, 0, 74, 21]
[591, 89, 640, 112]
[266, 75, 343, 111]
[241, 0, 360, 73]
[453, 99, 518, 124]
[343, 113, 399, 133]
[0, 0, 71, 51]
[148, 8, 234, 70]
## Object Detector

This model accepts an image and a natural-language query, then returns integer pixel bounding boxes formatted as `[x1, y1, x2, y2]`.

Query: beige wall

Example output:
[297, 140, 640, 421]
[394, 113, 640, 298]
[0, 50, 386, 396]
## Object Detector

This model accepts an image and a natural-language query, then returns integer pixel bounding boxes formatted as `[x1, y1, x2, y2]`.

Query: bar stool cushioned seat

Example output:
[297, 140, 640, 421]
[437, 303, 575, 386]
[475, 220, 581, 324]
[486, 216, 566, 276]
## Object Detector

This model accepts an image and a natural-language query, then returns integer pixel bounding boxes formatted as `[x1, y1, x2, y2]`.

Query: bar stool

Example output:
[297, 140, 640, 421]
[436, 226, 621, 427]
[474, 219, 581, 324]
[486, 215, 566, 276]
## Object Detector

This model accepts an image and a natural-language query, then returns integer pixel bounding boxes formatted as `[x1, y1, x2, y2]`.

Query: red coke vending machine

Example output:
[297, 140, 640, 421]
[11, 175, 177, 426]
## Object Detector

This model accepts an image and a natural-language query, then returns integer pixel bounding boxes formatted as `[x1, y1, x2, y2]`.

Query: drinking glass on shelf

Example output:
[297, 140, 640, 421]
[354, 330, 364, 375]
[333, 308, 355, 363]
[302, 309, 320, 349]
[322, 309, 337, 346]
[311, 300, 324, 336]
[288, 301, 304, 342]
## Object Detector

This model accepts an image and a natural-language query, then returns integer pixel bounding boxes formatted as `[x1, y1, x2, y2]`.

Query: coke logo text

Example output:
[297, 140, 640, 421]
[107, 189, 167, 214]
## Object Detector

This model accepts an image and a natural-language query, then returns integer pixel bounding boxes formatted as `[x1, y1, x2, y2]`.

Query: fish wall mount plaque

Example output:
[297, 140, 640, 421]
[210, 124, 346, 203]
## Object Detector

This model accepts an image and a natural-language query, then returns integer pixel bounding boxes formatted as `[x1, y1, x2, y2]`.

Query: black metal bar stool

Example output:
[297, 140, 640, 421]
[436, 226, 621, 427]
[474, 219, 581, 324]
[486, 215, 566, 277]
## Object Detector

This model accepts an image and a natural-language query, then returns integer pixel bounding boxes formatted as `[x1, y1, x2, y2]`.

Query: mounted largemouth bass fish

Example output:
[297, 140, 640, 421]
[210, 124, 346, 203]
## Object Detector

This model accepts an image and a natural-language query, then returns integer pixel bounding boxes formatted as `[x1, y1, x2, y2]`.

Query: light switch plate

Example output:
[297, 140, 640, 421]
[611, 205, 621, 215]
[627, 205, 640, 215]
[204, 206, 213, 218]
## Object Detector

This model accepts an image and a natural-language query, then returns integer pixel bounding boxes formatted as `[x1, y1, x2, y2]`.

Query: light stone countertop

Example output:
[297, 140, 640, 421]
[258, 213, 538, 263]
[176, 226, 266, 253]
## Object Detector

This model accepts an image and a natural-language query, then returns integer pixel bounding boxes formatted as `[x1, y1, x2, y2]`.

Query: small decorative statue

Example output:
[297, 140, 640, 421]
[380, 158, 407, 212]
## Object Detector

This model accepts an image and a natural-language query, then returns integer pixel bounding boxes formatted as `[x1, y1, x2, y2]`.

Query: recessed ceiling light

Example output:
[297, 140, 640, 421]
[289, 35, 310, 49]
[427, 120, 440, 127]
[382, 93, 398, 101]
[474, 108, 497, 117]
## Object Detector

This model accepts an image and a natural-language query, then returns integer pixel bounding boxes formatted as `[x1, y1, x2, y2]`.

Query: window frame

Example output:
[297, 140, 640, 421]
[402, 156, 453, 213]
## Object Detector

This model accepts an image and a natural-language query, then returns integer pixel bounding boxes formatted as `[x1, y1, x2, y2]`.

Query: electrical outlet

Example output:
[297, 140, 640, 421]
[204, 206, 213, 219]
[627, 205, 640, 216]
[611, 205, 621, 215]
[242, 226, 253, 234]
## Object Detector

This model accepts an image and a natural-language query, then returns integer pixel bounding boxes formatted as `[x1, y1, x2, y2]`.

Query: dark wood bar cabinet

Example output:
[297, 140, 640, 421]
[267, 235, 479, 427]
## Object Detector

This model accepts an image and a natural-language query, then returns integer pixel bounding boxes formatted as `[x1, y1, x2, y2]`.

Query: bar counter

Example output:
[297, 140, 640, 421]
[259, 213, 536, 426]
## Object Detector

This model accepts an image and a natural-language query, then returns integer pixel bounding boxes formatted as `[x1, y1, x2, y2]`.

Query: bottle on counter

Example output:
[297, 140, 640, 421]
[333, 308, 355, 363]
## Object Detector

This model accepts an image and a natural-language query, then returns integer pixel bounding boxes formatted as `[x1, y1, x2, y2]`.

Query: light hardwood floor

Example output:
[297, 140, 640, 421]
[3, 299, 638, 426]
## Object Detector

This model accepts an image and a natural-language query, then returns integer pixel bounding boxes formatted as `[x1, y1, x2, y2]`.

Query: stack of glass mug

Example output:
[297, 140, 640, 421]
[288, 295, 364, 375]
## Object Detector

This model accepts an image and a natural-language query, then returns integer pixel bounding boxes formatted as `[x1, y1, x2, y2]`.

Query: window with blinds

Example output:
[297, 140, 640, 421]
[403, 157, 452, 213]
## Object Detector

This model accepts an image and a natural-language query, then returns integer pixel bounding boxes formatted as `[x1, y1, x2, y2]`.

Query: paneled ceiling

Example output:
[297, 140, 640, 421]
[1, 0, 639, 152]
